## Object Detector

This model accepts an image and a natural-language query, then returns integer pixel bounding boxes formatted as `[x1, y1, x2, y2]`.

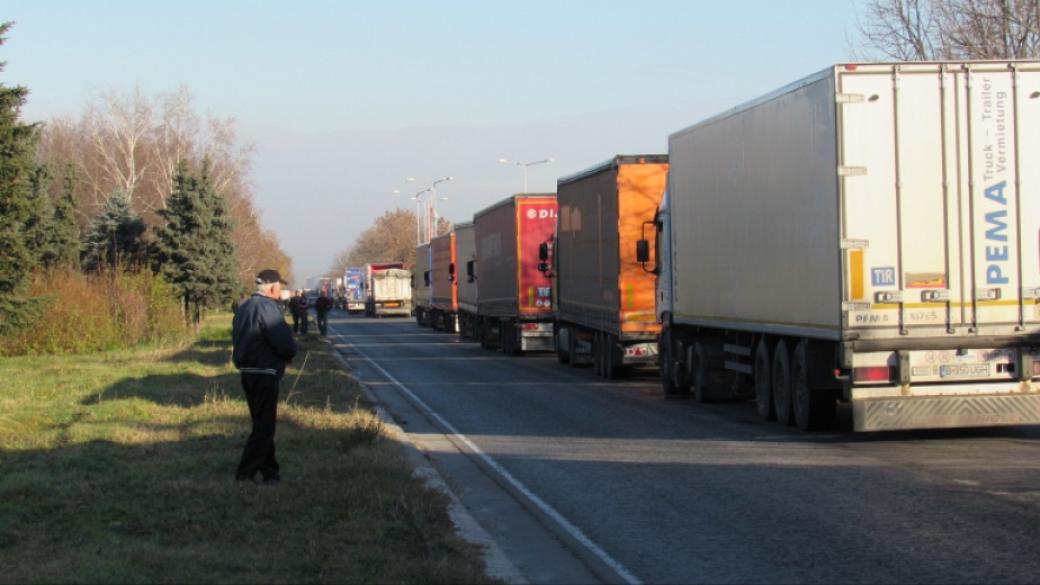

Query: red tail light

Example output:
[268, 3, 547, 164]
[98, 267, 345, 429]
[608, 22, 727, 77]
[522, 323, 539, 331]
[853, 366, 894, 383]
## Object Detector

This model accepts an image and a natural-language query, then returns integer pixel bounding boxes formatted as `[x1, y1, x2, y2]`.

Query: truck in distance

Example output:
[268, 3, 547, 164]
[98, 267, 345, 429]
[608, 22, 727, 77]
[552, 155, 668, 378]
[647, 60, 1040, 431]
[364, 262, 412, 318]
[474, 193, 558, 354]
[429, 232, 460, 332]
[413, 243, 432, 326]
[454, 222, 479, 338]
[344, 267, 365, 313]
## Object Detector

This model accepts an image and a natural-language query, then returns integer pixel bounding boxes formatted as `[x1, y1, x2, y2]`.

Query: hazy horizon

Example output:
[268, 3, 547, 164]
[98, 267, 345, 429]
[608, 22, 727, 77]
[5, 0, 861, 283]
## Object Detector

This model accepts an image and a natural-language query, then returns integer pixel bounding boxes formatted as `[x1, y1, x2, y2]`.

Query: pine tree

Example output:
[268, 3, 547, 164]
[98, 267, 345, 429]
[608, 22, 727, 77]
[23, 164, 53, 265]
[153, 160, 238, 324]
[197, 161, 239, 307]
[42, 167, 80, 269]
[82, 191, 146, 272]
[0, 22, 42, 334]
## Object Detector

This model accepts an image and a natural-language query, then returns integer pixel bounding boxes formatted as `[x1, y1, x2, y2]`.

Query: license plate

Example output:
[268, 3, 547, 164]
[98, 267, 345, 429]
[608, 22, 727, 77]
[939, 364, 990, 378]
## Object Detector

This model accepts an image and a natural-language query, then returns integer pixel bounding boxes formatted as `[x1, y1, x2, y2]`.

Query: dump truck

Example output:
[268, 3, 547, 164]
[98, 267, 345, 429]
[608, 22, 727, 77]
[344, 267, 365, 313]
[364, 262, 412, 317]
[474, 193, 558, 353]
[552, 155, 668, 378]
[429, 233, 459, 332]
[413, 243, 432, 326]
[455, 222, 479, 338]
[650, 60, 1040, 432]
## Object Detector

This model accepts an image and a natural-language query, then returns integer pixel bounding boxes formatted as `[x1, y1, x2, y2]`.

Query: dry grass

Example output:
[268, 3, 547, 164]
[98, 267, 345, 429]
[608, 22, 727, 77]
[0, 315, 493, 584]
[0, 269, 188, 356]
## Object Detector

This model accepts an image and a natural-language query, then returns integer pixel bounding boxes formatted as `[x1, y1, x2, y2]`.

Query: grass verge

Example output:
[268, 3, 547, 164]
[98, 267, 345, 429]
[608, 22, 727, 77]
[0, 314, 493, 584]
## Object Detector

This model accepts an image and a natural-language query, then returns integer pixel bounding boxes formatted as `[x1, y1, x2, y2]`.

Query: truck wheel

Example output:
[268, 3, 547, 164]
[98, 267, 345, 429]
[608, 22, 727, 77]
[567, 327, 584, 368]
[792, 341, 837, 431]
[772, 340, 794, 425]
[415, 308, 424, 327]
[603, 334, 621, 380]
[692, 341, 730, 403]
[556, 326, 570, 364]
[479, 319, 492, 350]
[659, 329, 688, 396]
[691, 342, 710, 403]
[754, 339, 776, 421]
[501, 320, 519, 355]
[592, 333, 602, 376]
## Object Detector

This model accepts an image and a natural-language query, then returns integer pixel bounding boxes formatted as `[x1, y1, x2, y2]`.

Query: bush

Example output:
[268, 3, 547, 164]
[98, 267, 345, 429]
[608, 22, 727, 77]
[0, 269, 188, 355]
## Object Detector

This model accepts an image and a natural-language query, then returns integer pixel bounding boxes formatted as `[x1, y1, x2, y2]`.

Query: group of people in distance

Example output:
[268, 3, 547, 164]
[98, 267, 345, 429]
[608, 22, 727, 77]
[285, 288, 335, 336]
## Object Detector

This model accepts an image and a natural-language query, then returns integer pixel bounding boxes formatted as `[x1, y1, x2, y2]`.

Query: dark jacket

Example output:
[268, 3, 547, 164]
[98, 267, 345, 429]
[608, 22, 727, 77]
[315, 296, 333, 314]
[291, 296, 309, 315]
[232, 293, 298, 378]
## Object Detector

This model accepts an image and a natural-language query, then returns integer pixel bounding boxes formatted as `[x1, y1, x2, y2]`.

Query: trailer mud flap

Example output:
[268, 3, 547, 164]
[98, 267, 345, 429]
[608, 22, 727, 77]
[853, 393, 1040, 431]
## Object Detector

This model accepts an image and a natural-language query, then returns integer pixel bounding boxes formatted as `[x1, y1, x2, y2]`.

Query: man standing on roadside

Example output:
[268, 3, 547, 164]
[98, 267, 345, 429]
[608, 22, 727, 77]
[291, 289, 310, 335]
[315, 291, 334, 336]
[232, 269, 297, 485]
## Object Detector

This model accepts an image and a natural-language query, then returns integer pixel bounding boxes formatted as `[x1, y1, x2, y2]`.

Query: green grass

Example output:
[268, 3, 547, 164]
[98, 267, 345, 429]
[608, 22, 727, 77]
[0, 315, 492, 584]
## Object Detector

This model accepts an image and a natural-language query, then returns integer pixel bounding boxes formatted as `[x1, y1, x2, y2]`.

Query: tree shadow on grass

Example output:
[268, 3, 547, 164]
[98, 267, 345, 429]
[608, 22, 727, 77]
[82, 372, 240, 408]
[165, 339, 235, 368]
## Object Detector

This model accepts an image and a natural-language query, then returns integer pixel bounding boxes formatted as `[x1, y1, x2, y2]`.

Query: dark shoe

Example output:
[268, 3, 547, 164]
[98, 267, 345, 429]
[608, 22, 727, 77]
[260, 476, 280, 487]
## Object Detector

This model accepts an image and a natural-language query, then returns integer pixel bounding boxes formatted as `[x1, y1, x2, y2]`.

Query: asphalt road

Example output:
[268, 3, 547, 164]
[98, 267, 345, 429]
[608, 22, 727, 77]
[327, 313, 1040, 585]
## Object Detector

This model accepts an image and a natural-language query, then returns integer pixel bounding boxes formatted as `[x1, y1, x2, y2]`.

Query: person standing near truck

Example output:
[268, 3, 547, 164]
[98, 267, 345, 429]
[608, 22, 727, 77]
[231, 269, 297, 485]
[315, 291, 334, 336]
[290, 289, 310, 334]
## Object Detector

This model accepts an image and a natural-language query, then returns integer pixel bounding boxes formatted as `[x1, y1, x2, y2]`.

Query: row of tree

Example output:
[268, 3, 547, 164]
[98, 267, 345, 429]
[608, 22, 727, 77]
[0, 22, 289, 334]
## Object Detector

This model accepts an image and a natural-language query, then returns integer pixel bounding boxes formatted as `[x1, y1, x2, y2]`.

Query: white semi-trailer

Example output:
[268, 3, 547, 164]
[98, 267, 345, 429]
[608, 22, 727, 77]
[650, 61, 1040, 431]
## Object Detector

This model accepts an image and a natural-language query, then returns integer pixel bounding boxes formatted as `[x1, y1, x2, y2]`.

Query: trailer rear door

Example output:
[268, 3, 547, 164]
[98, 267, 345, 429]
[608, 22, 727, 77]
[838, 63, 1039, 337]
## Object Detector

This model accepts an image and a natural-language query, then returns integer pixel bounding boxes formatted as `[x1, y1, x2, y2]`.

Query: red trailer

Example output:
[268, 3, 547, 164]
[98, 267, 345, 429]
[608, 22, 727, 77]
[474, 193, 558, 353]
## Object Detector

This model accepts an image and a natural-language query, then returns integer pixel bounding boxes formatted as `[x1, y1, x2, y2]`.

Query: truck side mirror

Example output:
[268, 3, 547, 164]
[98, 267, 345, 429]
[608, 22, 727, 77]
[538, 242, 549, 261]
[424, 271, 430, 286]
[449, 262, 456, 282]
[466, 260, 475, 283]
[636, 239, 650, 263]
[538, 262, 549, 273]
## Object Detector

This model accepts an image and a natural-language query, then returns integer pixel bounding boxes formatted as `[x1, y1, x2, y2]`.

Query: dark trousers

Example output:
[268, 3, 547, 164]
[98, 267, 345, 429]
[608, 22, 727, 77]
[236, 374, 280, 481]
[291, 311, 300, 333]
[316, 311, 328, 335]
[297, 312, 309, 334]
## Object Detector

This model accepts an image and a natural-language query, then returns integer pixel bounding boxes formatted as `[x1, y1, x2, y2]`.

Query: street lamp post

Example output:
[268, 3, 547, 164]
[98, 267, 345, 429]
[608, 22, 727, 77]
[399, 176, 453, 245]
[498, 157, 555, 193]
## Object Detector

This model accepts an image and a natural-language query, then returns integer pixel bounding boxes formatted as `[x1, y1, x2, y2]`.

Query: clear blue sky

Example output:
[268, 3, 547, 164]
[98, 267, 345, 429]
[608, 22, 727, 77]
[4, 0, 865, 282]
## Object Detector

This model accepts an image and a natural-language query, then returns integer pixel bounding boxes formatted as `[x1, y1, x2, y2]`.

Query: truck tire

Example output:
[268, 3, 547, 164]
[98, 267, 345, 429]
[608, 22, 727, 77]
[556, 326, 570, 364]
[753, 338, 776, 421]
[595, 332, 615, 378]
[603, 334, 621, 380]
[479, 319, 492, 350]
[501, 320, 520, 355]
[567, 327, 585, 368]
[792, 341, 837, 431]
[659, 328, 689, 396]
[771, 340, 794, 425]
[692, 341, 730, 403]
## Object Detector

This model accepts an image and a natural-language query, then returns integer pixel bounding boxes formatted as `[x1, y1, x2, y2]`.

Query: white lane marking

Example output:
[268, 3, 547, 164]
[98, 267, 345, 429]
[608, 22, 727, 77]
[330, 326, 643, 585]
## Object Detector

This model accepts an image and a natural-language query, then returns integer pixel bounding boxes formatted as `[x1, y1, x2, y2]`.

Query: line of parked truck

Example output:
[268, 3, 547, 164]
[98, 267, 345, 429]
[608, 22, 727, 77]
[392, 60, 1040, 433]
